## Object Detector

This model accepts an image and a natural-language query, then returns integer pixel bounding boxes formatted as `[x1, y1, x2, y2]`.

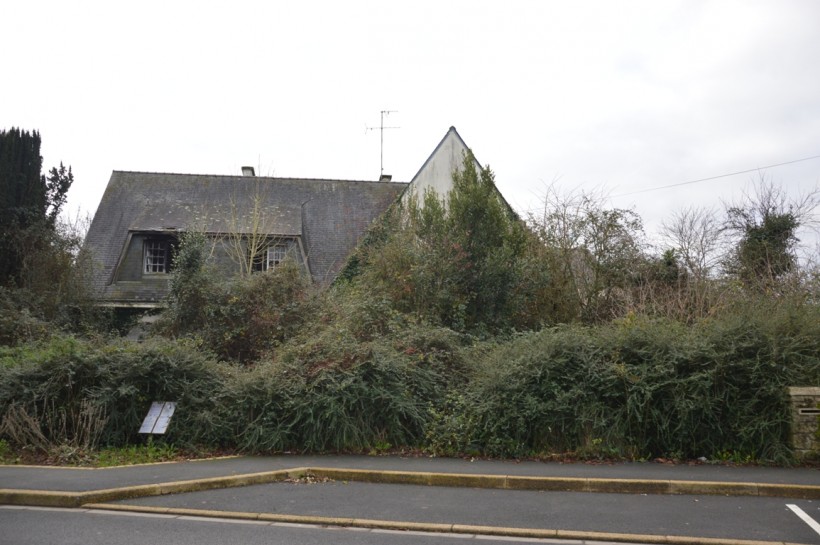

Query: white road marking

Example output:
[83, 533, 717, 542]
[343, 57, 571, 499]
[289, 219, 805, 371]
[787, 504, 820, 537]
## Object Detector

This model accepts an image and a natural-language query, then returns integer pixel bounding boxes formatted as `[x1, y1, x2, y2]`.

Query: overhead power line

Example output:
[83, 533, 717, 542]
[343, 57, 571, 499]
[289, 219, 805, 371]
[613, 153, 820, 198]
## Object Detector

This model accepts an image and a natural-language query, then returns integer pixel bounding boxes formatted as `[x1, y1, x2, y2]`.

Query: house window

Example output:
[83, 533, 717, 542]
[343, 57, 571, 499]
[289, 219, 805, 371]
[144, 239, 169, 273]
[251, 241, 291, 272]
[265, 243, 288, 270]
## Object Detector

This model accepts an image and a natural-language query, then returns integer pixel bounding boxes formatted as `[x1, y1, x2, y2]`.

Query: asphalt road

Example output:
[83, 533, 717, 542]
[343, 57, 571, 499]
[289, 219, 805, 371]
[3, 455, 819, 543]
[0, 507, 650, 545]
[2, 454, 818, 492]
[113, 480, 820, 543]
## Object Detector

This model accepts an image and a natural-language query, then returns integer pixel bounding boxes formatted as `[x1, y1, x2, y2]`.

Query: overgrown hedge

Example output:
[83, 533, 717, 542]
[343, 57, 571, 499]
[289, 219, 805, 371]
[223, 296, 470, 452]
[1, 299, 817, 463]
[429, 302, 820, 463]
[0, 336, 227, 449]
[0, 320, 469, 454]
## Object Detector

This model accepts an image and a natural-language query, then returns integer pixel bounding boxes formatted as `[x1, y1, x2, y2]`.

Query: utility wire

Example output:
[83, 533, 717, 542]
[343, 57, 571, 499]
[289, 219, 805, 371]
[612, 153, 820, 198]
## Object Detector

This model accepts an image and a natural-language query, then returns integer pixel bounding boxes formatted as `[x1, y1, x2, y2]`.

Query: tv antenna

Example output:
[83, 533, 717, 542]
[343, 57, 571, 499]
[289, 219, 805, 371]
[366, 110, 400, 175]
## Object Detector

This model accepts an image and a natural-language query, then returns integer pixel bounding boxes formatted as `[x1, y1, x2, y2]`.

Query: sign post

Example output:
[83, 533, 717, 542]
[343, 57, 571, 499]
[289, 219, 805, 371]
[139, 401, 176, 436]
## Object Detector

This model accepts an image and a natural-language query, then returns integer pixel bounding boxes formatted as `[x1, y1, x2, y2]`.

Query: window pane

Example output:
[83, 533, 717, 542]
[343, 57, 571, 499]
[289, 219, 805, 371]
[144, 240, 167, 273]
[266, 244, 288, 270]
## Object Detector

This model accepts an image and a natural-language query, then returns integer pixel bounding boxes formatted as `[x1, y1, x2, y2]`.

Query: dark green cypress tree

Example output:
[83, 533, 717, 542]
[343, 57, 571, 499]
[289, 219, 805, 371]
[0, 128, 72, 285]
[0, 128, 44, 224]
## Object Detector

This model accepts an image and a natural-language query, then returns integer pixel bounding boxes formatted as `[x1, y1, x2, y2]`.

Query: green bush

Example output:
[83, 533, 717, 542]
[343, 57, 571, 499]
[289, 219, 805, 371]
[1, 291, 816, 464]
[157, 233, 315, 363]
[0, 287, 50, 346]
[0, 302, 470, 455]
[425, 302, 819, 463]
[0, 335, 229, 449]
[227, 316, 469, 453]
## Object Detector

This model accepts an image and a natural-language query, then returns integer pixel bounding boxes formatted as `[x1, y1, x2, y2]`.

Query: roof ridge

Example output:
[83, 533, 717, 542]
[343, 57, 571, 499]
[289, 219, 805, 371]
[111, 170, 408, 185]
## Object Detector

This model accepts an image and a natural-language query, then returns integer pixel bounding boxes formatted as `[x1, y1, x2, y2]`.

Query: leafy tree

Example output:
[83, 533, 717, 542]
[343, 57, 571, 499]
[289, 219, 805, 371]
[43, 163, 73, 228]
[353, 151, 547, 332]
[446, 152, 531, 329]
[649, 248, 684, 287]
[0, 129, 102, 339]
[0, 128, 73, 286]
[724, 180, 817, 290]
[163, 232, 216, 334]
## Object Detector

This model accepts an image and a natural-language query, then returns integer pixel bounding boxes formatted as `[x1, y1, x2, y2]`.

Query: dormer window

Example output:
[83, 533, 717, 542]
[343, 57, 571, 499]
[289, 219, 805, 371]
[252, 241, 290, 272]
[266, 243, 288, 270]
[144, 238, 174, 274]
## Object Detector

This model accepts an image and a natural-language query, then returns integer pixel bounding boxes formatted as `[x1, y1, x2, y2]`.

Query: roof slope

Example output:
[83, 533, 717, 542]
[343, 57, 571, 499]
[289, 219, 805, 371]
[84, 171, 407, 295]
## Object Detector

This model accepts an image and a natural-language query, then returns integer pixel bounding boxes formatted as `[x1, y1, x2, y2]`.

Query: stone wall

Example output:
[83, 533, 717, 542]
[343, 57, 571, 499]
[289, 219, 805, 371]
[788, 386, 820, 459]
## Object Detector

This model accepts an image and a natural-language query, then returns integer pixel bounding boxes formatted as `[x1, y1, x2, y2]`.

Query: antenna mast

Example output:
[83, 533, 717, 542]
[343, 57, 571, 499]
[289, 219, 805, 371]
[366, 110, 400, 175]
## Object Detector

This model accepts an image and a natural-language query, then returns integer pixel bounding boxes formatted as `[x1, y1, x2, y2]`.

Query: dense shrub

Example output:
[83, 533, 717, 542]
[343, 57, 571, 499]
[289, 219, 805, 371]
[0, 336, 228, 449]
[157, 232, 315, 363]
[224, 292, 470, 452]
[1, 296, 817, 463]
[230, 345, 454, 452]
[426, 301, 820, 463]
[0, 311, 471, 455]
[0, 287, 51, 346]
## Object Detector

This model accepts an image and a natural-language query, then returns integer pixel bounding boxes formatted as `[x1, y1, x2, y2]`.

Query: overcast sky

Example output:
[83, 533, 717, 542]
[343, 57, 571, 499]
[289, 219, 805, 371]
[4, 0, 819, 252]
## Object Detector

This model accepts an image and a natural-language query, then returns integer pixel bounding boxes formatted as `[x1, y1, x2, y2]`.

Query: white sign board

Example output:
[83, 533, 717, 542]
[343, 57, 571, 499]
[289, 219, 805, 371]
[139, 401, 176, 434]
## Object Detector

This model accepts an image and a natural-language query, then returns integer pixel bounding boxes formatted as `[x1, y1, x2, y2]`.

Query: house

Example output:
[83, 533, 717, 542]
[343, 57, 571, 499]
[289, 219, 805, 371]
[84, 127, 486, 308]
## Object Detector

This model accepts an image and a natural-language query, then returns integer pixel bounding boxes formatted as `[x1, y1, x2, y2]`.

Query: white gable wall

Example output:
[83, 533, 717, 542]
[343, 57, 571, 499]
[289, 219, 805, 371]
[403, 127, 481, 206]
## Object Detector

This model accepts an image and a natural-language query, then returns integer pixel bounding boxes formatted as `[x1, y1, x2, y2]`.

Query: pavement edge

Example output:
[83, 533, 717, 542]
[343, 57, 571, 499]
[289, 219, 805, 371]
[2, 466, 819, 509]
[305, 467, 820, 499]
[79, 503, 811, 545]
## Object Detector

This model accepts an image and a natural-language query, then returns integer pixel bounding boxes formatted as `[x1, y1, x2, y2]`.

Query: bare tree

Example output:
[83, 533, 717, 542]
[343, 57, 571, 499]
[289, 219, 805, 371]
[529, 184, 646, 322]
[661, 206, 725, 281]
[222, 179, 276, 277]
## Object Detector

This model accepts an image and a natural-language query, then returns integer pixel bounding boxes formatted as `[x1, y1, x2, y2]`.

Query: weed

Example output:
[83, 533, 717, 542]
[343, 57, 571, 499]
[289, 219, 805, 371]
[95, 442, 179, 467]
[713, 450, 757, 465]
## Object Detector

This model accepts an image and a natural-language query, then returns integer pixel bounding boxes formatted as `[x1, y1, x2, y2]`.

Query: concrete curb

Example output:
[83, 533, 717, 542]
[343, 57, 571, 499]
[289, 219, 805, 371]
[306, 467, 820, 499]
[81, 503, 812, 545]
[1, 465, 818, 509]
[0, 467, 304, 508]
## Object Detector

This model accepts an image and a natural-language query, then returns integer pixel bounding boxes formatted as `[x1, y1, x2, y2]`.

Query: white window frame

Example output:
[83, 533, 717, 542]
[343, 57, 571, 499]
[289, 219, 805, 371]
[265, 243, 289, 270]
[144, 239, 168, 274]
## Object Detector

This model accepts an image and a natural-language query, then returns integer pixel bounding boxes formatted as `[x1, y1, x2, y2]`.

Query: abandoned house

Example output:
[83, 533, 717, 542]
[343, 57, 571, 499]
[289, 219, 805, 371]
[84, 127, 485, 308]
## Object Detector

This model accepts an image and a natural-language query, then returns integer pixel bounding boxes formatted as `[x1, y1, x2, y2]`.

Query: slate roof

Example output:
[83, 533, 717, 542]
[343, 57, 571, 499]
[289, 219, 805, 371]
[84, 171, 407, 300]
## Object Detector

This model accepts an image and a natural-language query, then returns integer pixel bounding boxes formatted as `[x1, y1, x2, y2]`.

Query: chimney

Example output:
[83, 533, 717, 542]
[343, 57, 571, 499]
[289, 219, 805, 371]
[241, 166, 256, 176]
[379, 174, 392, 182]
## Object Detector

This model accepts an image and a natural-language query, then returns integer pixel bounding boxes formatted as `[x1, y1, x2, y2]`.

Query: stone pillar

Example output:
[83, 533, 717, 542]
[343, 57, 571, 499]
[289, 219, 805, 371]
[788, 387, 820, 460]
